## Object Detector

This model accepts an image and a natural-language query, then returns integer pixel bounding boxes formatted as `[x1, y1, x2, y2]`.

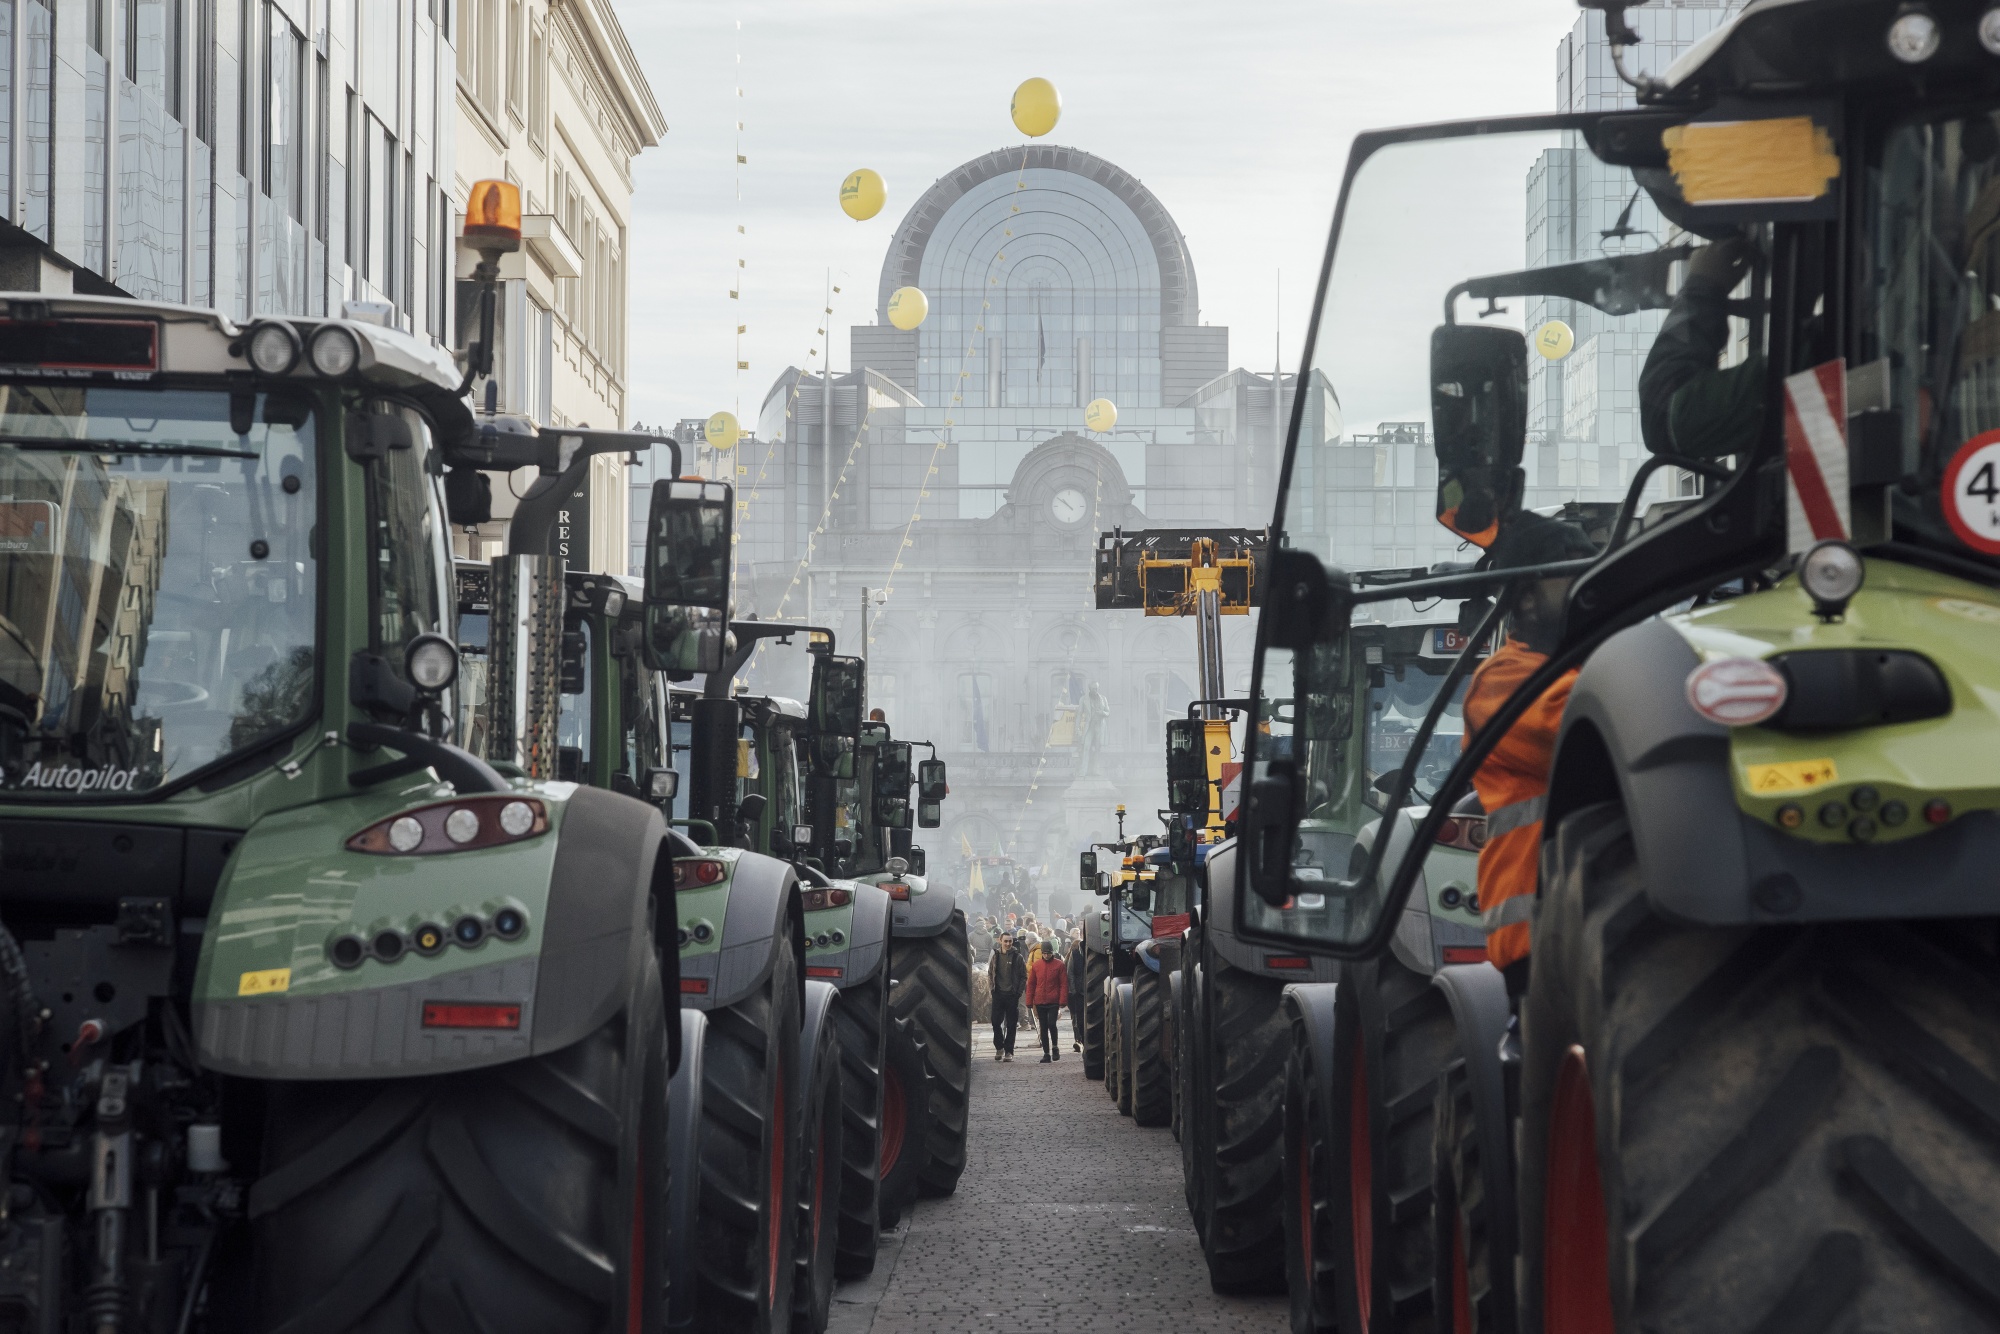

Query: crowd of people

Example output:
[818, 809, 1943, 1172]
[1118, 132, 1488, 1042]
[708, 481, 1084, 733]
[972, 910, 1090, 1063]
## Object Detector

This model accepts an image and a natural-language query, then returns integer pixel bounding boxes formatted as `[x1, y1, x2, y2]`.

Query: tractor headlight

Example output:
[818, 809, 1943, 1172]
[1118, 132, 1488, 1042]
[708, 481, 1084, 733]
[246, 322, 301, 375]
[1887, 8, 1941, 63]
[1799, 540, 1865, 615]
[405, 633, 460, 692]
[307, 324, 360, 377]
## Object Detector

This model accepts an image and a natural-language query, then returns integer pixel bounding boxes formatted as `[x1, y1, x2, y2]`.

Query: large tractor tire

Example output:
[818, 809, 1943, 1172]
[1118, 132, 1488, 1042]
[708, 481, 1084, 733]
[792, 981, 844, 1334]
[889, 909, 972, 1198]
[1182, 959, 1208, 1224]
[1169, 967, 1188, 1142]
[253, 956, 669, 1334]
[1330, 955, 1455, 1334]
[1429, 963, 1518, 1334]
[1132, 967, 1172, 1127]
[1283, 983, 1342, 1334]
[1115, 980, 1139, 1117]
[1195, 952, 1290, 1295]
[1522, 804, 2000, 1334]
[693, 929, 803, 1332]
[830, 971, 887, 1279]
[876, 1015, 933, 1231]
[1105, 977, 1126, 1106]
[1082, 948, 1110, 1080]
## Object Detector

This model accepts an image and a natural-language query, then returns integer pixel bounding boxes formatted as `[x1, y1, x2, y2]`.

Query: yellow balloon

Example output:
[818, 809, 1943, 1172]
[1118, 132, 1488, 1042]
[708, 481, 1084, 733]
[840, 168, 885, 222]
[705, 411, 741, 451]
[1533, 319, 1575, 361]
[1011, 77, 1061, 138]
[887, 286, 929, 331]
[1084, 398, 1117, 433]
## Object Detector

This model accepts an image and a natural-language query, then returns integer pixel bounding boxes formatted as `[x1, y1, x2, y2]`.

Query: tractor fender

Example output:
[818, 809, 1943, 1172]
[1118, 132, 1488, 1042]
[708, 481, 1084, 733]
[195, 783, 666, 1079]
[665, 1007, 709, 1329]
[876, 874, 959, 938]
[1428, 962, 1516, 1259]
[1548, 615, 2000, 926]
[1084, 902, 1113, 956]
[1206, 838, 1338, 982]
[680, 849, 804, 1012]
[819, 882, 892, 992]
[1279, 981, 1340, 1115]
[1355, 816, 1435, 978]
[799, 979, 840, 1107]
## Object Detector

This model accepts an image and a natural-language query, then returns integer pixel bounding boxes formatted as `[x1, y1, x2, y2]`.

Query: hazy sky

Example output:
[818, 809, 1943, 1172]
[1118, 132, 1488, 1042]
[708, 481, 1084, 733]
[615, 0, 1589, 431]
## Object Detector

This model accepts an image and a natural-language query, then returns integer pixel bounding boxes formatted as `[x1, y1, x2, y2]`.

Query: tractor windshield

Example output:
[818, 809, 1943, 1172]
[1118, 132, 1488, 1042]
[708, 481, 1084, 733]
[1867, 111, 2000, 569]
[1365, 652, 1466, 807]
[0, 384, 317, 798]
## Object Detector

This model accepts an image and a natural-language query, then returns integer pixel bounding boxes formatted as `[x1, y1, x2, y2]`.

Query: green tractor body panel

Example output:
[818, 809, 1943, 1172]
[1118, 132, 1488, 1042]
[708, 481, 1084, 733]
[1665, 559, 2000, 842]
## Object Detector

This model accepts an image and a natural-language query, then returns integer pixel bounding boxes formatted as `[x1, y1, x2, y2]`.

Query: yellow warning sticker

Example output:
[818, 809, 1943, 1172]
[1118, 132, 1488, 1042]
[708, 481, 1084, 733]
[1744, 758, 1839, 795]
[238, 968, 292, 996]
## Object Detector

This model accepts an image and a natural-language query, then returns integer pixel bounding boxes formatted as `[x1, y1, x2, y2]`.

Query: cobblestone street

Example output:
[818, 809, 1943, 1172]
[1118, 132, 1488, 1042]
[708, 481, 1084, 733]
[832, 1009, 1286, 1333]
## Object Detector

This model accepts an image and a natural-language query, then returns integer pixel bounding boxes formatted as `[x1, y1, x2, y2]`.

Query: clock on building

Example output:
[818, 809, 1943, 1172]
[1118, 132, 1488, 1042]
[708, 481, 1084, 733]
[1050, 487, 1088, 525]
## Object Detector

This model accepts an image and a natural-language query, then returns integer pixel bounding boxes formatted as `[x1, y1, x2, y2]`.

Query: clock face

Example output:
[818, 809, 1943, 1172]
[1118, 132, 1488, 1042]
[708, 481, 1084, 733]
[1050, 488, 1088, 525]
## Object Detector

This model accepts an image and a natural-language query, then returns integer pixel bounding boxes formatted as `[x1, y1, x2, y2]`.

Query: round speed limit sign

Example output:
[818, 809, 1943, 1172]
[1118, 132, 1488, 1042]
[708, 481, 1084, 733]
[1944, 429, 2000, 554]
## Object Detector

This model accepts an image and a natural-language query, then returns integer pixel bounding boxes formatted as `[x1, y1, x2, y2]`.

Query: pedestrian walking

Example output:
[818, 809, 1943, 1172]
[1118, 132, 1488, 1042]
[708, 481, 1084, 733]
[988, 930, 1027, 1061]
[1025, 937, 1068, 1062]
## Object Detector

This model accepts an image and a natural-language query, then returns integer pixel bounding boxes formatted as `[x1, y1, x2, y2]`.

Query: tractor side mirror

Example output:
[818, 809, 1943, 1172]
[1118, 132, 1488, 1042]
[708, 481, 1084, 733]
[1430, 323, 1528, 547]
[1080, 850, 1098, 894]
[1164, 717, 1208, 816]
[643, 478, 733, 674]
[809, 655, 866, 772]
[918, 801, 941, 828]
[917, 758, 947, 802]
[876, 740, 913, 829]
[1095, 871, 1114, 897]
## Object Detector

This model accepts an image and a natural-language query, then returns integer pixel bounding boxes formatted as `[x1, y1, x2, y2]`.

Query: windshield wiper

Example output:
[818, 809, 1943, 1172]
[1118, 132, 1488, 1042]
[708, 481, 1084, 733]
[0, 435, 258, 459]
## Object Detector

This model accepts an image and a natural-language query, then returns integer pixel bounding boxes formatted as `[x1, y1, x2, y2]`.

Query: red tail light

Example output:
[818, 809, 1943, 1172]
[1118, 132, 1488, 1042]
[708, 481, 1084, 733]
[1265, 955, 1311, 970]
[1441, 946, 1488, 965]
[806, 966, 843, 979]
[801, 887, 854, 912]
[674, 859, 728, 889]
[422, 1002, 521, 1029]
[679, 978, 710, 994]
[1435, 815, 1487, 852]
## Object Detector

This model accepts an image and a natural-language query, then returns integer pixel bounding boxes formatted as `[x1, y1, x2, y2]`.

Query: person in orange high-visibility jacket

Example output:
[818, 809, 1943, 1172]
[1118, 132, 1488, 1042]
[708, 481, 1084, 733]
[1458, 514, 1595, 983]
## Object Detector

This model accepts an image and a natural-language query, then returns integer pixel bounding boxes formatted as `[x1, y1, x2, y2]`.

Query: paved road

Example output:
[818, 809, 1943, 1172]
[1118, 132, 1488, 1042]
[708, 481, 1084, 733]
[832, 1007, 1286, 1333]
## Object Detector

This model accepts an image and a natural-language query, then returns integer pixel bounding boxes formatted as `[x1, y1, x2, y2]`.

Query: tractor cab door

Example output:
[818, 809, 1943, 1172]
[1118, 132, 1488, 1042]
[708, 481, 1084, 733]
[1229, 105, 1823, 955]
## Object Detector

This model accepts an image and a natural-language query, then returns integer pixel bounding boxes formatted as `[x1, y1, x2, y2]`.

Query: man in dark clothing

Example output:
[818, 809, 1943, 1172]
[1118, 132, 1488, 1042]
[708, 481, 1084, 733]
[988, 931, 1027, 1061]
[1638, 235, 1762, 461]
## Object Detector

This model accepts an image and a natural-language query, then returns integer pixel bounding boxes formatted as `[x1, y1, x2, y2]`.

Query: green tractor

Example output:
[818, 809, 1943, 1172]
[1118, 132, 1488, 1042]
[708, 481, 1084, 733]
[0, 277, 681, 1328]
[803, 707, 971, 1206]
[1240, 3, 2000, 1329]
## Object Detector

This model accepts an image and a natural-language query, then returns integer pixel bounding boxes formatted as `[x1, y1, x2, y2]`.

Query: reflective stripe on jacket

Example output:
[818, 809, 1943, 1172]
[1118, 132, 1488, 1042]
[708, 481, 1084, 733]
[1462, 638, 1578, 972]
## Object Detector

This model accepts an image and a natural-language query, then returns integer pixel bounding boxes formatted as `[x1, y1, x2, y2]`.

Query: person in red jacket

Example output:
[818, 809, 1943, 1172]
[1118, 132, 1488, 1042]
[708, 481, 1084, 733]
[1025, 938, 1070, 1063]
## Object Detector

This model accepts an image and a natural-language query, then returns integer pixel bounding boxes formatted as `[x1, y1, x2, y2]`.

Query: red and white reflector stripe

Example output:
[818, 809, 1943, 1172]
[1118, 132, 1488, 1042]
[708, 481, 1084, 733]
[1783, 360, 1849, 552]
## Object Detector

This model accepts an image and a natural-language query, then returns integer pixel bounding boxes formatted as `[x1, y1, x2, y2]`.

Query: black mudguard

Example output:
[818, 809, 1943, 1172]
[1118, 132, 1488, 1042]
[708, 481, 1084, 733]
[666, 1008, 708, 1331]
[1084, 902, 1112, 956]
[1206, 839, 1338, 983]
[1550, 616, 2000, 926]
[885, 876, 959, 939]
[799, 979, 839, 1107]
[1280, 980, 1340, 1104]
[1429, 962, 1516, 1289]
[680, 850, 805, 1012]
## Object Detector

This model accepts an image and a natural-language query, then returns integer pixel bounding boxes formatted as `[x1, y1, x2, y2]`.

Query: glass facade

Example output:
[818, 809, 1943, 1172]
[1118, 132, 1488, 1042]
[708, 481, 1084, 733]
[1, 0, 452, 338]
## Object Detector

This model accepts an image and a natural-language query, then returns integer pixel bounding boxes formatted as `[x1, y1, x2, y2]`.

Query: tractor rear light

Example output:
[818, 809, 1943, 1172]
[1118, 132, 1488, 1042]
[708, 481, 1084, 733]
[1265, 955, 1311, 970]
[883, 882, 911, 900]
[1434, 816, 1487, 852]
[674, 859, 727, 889]
[1441, 946, 1488, 965]
[1437, 818, 1459, 845]
[1925, 798, 1952, 825]
[680, 978, 709, 994]
[806, 966, 842, 979]
[1685, 657, 1788, 726]
[348, 796, 548, 855]
[421, 1002, 521, 1030]
[800, 887, 854, 912]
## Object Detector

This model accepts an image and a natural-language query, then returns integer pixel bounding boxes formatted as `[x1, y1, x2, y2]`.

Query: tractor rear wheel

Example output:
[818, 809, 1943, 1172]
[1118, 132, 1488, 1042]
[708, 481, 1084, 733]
[1331, 955, 1455, 1334]
[1082, 948, 1109, 1080]
[889, 909, 972, 1198]
[791, 982, 844, 1334]
[1132, 966, 1171, 1127]
[1106, 977, 1126, 1106]
[1196, 952, 1289, 1295]
[252, 958, 668, 1334]
[1282, 984, 1340, 1334]
[1169, 967, 1188, 1143]
[1181, 961, 1207, 1223]
[1429, 964, 1517, 1334]
[830, 971, 886, 1278]
[876, 1015, 933, 1231]
[1522, 804, 2000, 1334]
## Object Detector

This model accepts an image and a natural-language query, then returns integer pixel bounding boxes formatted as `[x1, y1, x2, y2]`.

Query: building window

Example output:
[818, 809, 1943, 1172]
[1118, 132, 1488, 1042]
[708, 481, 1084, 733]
[527, 14, 547, 146]
[529, 297, 553, 423]
[505, 0, 523, 120]
[956, 673, 994, 752]
[263, 8, 306, 223]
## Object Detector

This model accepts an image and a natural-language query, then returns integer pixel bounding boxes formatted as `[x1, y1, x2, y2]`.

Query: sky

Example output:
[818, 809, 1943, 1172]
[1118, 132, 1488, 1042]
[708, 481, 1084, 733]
[613, 0, 1591, 432]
